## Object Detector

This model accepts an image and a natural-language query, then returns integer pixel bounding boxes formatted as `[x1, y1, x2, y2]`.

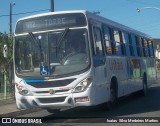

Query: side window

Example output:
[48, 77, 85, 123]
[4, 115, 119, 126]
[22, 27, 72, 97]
[113, 29, 122, 56]
[93, 27, 104, 56]
[131, 34, 138, 56]
[140, 37, 144, 57]
[142, 39, 149, 57]
[136, 37, 143, 57]
[148, 40, 154, 57]
[128, 34, 134, 56]
[122, 32, 130, 56]
[102, 25, 112, 55]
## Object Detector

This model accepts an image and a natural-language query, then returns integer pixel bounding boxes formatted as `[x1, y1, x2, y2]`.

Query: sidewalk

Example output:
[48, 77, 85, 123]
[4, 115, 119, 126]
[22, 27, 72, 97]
[0, 99, 41, 117]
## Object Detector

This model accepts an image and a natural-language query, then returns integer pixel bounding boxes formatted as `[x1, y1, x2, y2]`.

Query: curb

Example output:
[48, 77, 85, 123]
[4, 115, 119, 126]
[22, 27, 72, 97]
[0, 99, 15, 107]
[0, 108, 42, 117]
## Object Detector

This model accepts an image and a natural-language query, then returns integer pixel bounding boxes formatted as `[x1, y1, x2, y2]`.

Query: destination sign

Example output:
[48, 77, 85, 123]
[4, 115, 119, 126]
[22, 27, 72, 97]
[15, 13, 86, 34]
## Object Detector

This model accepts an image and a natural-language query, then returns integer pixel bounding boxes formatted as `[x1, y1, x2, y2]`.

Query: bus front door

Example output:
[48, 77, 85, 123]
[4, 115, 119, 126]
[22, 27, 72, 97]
[92, 25, 108, 104]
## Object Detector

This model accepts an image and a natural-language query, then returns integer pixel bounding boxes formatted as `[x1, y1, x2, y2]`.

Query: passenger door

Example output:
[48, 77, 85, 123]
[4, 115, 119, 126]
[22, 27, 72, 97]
[91, 22, 108, 104]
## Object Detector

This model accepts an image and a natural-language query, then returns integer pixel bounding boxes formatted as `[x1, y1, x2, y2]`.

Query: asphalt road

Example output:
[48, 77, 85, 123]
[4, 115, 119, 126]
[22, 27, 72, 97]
[17, 83, 160, 125]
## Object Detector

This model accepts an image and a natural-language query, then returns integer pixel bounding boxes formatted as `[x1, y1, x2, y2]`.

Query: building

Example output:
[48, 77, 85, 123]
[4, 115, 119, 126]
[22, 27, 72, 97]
[152, 39, 160, 70]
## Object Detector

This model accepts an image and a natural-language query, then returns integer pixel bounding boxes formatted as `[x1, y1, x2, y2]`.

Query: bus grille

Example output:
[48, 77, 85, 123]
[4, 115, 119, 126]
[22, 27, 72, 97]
[35, 89, 70, 94]
[38, 97, 66, 104]
[27, 79, 76, 88]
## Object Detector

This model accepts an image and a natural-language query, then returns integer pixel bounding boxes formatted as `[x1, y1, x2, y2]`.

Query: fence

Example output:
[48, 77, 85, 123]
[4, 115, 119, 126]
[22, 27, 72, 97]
[0, 64, 14, 101]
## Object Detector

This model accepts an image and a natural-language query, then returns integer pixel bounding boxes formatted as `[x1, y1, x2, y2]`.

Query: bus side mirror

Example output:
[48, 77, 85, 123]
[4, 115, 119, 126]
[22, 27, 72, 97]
[3, 44, 8, 58]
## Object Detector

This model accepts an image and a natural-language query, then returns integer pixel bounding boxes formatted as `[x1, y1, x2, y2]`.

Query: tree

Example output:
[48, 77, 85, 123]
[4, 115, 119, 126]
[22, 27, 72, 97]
[0, 32, 14, 99]
[0, 32, 13, 68]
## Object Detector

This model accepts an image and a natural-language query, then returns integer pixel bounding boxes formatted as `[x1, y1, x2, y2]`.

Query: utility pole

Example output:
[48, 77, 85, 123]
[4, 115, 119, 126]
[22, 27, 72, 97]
[9, 2, 15, 37]
[50, 0, 54, 12]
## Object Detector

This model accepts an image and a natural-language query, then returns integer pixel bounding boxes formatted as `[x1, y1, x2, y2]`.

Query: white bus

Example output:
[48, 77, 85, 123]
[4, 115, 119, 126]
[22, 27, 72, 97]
[14, 10, 156, 112]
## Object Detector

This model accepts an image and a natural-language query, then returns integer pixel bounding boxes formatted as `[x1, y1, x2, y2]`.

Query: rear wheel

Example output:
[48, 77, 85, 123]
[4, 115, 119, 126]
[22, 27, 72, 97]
[141, 74, 147, 96]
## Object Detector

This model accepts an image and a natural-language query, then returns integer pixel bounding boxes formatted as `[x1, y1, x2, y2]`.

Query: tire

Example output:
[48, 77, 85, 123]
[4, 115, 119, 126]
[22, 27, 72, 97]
[107, 80, 117, 109]
[141, 75, 148, 96]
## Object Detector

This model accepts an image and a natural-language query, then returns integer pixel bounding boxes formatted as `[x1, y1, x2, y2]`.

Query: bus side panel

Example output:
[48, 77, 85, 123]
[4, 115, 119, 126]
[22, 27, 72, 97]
[146, 58, 157, 86]
[127, 57, 143, 93]
[93, 62, 109, 105]
[93, 56, 129, 105]
[106, 56, 129, 98]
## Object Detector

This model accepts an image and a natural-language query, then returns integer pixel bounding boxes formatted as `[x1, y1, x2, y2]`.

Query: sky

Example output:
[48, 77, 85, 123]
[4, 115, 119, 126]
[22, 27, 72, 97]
[0, 0, 160, 38]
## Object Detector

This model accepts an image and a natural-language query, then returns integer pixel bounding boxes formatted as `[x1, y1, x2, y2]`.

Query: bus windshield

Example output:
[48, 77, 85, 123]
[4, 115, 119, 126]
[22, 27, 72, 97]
[14, 28, 90, 77]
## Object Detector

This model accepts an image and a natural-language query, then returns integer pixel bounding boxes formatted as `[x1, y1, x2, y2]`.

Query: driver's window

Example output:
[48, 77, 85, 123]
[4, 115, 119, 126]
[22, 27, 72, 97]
[93, 27, 104, 56]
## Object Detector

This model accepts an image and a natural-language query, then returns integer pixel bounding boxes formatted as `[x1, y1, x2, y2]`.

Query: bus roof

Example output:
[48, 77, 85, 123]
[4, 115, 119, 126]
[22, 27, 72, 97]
[16, 10, 87, 21]
[85, 11, 151, 39]
[15, 10, 151, 39]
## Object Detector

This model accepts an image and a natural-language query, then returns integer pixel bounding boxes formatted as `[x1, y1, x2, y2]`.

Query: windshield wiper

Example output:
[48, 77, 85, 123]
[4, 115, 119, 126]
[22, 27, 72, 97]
[57, 27, 69, 48]
[55, 28, 70, 62]
[28, 32, 44, 64]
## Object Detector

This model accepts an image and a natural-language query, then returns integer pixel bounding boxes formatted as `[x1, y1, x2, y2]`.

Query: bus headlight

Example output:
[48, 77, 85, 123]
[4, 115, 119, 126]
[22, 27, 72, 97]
[16, 83, 32, 96]
[72, 77, 92, 93]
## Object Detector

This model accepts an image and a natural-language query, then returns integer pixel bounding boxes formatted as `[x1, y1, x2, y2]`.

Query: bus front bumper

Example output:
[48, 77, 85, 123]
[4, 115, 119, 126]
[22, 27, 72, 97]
[15, 88, 95, 110]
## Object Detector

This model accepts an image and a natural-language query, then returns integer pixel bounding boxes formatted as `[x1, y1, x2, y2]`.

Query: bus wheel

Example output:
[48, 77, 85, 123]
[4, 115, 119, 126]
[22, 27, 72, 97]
[141, 74, 147, 96]
[107, 80, 117, 109]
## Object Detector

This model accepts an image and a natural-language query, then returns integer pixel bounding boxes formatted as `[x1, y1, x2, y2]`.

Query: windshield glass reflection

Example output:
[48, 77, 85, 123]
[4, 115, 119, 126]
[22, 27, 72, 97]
[15, 29, 90, 77]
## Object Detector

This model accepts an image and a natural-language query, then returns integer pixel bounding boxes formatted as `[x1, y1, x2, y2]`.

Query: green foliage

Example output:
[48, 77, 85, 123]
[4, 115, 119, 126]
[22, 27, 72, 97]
[0, 32, 13, 67]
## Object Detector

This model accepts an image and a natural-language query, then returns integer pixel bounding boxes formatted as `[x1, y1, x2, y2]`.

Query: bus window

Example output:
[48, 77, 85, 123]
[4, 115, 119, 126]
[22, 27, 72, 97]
[127, 34, 134, 56]
[131, 34, 138, 57]
[113, 29, 122, 56]
[140, 37, 144, 56]
[93, 27, 104, 56]
[148, 40, 154, 57]
[122, 32, 130, 56]
[102, 26, 112, 55]
[142, 39, 149, 57]
[136, 37, 143, 57]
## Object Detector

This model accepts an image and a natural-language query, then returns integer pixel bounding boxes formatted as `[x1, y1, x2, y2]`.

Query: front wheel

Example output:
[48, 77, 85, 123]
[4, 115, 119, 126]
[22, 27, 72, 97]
[107, 82, 117, 109]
